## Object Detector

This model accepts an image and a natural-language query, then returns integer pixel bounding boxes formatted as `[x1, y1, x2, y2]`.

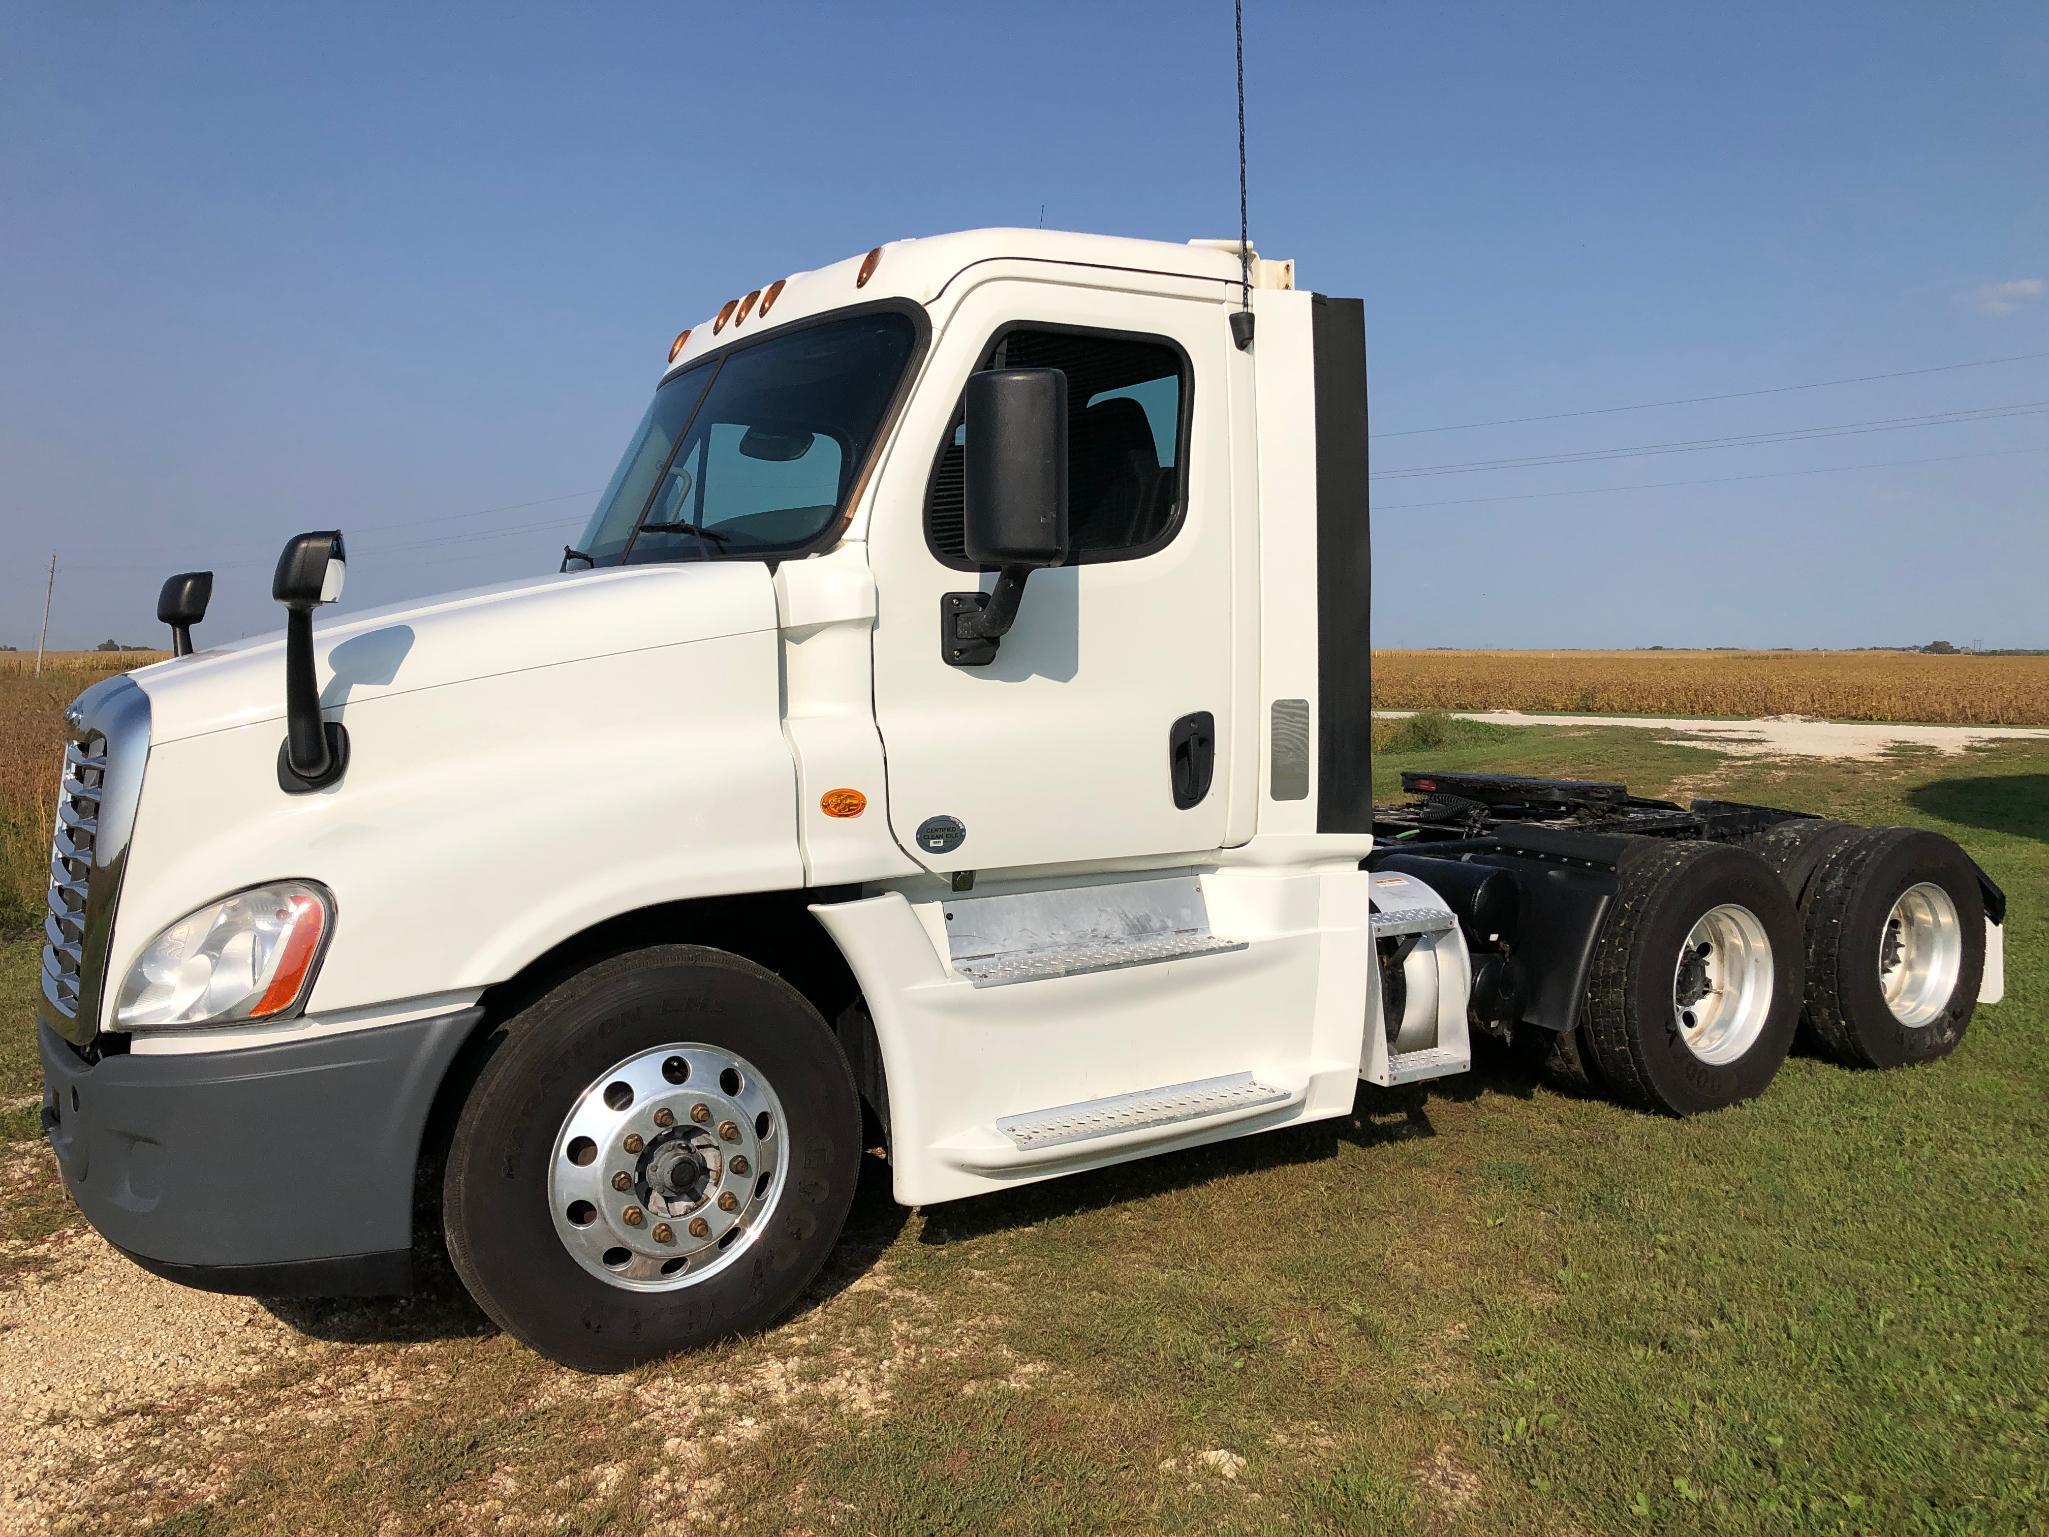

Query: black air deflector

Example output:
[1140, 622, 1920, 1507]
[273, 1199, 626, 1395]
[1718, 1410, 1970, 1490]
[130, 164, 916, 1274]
[1310, 295, 1372, 833]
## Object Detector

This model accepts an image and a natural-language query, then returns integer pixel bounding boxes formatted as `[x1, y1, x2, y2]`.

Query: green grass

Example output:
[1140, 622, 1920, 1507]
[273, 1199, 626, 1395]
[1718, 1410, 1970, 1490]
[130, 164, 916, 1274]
[7, 725, 2045, 1535]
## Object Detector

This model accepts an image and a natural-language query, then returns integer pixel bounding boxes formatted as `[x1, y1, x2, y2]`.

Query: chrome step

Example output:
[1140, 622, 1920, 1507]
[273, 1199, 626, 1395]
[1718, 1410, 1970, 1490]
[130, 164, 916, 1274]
[946, 874, 1246, 989]
[1381, 1044, 1469, 1085]
[996, 1072, 1287, 1151]
[1370, 906, 1458, 941]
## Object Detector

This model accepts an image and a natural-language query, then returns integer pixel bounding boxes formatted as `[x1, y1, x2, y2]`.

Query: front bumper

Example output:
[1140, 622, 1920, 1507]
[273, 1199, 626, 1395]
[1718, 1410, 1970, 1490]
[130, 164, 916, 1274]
[39, 1007, 482, 1297]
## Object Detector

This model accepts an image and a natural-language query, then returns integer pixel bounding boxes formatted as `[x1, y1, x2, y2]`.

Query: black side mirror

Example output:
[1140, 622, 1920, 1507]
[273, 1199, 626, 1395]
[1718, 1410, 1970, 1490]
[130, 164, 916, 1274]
[943, 368, 1070, 667]
[156, 571, 213, 657]
[273, 530, 349, 792]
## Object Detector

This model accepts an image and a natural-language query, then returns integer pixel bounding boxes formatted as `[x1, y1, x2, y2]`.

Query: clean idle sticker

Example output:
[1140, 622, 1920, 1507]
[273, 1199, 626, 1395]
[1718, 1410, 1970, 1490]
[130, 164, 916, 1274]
[915, 815, 966, 855]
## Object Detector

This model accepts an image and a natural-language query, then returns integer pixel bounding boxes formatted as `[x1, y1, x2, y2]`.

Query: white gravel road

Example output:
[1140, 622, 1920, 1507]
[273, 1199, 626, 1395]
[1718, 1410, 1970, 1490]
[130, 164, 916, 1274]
[1378, 710, 2049, 760]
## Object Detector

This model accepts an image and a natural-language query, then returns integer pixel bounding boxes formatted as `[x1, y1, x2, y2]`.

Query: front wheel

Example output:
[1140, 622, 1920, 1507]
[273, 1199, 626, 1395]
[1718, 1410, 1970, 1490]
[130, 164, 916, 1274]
[443, 946, 861, 1373]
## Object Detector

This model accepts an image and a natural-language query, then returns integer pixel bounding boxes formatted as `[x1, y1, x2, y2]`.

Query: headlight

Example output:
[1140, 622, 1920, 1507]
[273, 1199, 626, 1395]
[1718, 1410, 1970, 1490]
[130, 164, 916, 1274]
[115, 881, 333, 1030]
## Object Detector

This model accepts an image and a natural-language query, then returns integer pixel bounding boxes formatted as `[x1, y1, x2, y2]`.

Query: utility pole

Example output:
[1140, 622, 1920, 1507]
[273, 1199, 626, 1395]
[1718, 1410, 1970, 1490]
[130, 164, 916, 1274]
[34, 553, 56, 678]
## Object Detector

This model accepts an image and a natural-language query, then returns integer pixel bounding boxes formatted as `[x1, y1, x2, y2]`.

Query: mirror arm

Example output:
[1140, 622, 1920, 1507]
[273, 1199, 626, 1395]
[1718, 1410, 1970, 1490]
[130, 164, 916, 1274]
[954, 567, 1031, 641]
[941, 567, 1038, 669]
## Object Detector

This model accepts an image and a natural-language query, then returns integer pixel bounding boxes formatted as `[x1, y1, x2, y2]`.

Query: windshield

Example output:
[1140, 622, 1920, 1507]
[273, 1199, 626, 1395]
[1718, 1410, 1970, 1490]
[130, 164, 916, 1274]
[575, 310, 918, 565]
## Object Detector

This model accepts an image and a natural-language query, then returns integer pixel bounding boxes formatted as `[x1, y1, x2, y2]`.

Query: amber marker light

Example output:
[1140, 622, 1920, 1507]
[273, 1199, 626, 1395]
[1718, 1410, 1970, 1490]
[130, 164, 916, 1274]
[667, 328, 692, 363]
[759, 278, 786, 316]
[713, 298, 739, 333]
[735, 288, 761, 325]
[856, 246, 883, 287]
[820, 788, 867, 819]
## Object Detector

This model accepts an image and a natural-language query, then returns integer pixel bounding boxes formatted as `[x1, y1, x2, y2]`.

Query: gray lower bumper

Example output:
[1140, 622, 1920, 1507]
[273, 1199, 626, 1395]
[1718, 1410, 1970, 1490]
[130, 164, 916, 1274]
[38, 1007, 482, 1296]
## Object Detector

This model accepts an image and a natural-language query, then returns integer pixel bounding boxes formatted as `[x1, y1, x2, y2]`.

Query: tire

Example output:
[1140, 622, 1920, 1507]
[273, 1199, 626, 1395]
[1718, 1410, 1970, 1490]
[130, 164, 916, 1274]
[1741, 818, 1863, 904]
[1801, 827, 1985, 1069]
[1580, 840, 1804, 1115]
[442, 945, 861, 1373]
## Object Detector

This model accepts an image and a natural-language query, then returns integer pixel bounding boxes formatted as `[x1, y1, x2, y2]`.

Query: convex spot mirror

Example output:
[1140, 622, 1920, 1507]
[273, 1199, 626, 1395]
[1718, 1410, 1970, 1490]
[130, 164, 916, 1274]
[963, 367, 1069, 569]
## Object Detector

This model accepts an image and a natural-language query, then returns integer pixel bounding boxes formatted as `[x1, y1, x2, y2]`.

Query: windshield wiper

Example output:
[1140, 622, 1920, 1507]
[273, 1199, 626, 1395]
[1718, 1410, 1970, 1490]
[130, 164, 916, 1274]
[561, 544, 597, 571]
[635, 521, 731, 546]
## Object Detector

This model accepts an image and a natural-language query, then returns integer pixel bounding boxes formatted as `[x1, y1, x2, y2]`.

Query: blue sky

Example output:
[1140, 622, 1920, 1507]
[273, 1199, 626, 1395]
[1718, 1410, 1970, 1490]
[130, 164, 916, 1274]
[3, 1, 2044, 649]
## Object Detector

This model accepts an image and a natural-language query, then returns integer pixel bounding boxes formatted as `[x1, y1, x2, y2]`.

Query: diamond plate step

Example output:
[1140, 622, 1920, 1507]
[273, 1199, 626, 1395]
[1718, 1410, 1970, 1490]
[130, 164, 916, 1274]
[996, 1072, 1288, 1151]
[1382, 1045, 1469, 1085]
[1370, 906, 1458, 941]
[955, 931, 1245, 987]
[945, 874, 1246, 989]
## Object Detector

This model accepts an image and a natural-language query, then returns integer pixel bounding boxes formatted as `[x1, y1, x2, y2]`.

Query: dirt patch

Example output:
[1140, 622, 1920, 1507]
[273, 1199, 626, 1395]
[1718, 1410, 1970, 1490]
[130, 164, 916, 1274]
[0, 1232, 303, 1534]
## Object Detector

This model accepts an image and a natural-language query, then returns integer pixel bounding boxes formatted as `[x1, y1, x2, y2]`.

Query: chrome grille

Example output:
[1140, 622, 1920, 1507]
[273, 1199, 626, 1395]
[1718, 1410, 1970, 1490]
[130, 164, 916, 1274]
[42, 735, 106, 1019]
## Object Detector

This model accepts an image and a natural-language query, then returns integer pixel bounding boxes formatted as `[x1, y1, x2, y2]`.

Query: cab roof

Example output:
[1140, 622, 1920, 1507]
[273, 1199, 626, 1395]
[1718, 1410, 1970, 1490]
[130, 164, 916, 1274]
[660, 228, 1293, 378]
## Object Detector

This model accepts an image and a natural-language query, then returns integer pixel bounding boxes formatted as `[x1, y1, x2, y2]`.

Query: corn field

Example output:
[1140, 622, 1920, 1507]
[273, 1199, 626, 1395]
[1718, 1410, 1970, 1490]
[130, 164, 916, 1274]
[1374, 649, 2049, 727]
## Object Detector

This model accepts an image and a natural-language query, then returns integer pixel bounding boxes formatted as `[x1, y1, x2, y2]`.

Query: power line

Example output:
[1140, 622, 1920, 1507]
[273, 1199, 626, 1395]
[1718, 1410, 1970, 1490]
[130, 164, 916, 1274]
[1371, 400, 2049, 480]
[1373, 443, 2049, 510]
[1370, 349, 2049, 439]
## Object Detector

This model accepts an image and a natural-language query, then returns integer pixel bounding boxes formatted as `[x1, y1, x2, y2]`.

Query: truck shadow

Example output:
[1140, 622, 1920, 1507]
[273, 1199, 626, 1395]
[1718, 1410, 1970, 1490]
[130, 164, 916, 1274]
[259, 1057, 1551, 1342]
[261, 1155, 916, 1347]
[915, 1047, 1543, 1248]
[1906, 773, 2049, 843]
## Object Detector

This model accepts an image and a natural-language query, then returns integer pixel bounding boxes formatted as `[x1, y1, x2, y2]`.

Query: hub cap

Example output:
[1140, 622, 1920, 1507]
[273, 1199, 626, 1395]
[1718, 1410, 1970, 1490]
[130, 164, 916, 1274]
[1672, 903, 1775, 1065]
[549, 1044, 786, 1291]
[1878, 881, 1962, 1027]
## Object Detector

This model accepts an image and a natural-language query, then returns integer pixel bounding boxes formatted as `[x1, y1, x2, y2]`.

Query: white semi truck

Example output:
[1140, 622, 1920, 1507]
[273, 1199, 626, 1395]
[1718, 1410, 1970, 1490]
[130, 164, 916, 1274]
[38, 230, 2005, 1372]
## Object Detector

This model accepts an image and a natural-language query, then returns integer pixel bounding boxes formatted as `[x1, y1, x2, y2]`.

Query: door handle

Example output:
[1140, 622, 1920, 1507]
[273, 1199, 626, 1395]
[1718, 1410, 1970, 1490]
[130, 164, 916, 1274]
[1168, 711, 1215, 810]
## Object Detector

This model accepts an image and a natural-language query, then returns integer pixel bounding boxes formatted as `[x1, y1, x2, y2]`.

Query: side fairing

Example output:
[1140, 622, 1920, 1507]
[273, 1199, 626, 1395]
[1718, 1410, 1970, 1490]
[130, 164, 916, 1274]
[111, 625, 800, 1022]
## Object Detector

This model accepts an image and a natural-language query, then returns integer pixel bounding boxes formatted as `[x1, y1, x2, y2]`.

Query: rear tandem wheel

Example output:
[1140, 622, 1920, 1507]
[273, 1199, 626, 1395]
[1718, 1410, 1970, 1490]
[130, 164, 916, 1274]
[1576, 840, 1805, 1115]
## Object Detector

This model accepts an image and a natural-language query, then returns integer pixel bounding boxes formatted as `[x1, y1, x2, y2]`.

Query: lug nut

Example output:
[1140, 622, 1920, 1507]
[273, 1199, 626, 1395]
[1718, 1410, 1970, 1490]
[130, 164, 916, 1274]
[717, 1191, 740, 1213]
[717, 1120, 740, 1142]
[730, 1155, 750, 1177]
[611, 1171, 633, 1192]
[690, 1103, 712, 1124]
[651, 1222, 674, 1244]
[621, 1205, 645, 1227]
[652, 1107, 675, 1129]
[622, 1134, 644, 1155]
[688, 1217, 710, 1239]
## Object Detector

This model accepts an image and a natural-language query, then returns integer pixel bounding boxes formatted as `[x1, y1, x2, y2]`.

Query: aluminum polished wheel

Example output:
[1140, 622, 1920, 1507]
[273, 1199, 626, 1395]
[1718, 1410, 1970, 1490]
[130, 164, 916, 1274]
[549, 1044, 787, 1291]
[1877, 880, 1963, 1028]
[1671, 902, 1776, 1065]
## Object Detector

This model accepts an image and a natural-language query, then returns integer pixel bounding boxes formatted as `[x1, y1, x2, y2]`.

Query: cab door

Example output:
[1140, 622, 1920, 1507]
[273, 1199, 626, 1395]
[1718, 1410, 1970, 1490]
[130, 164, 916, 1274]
[867, 275, 1238, 875]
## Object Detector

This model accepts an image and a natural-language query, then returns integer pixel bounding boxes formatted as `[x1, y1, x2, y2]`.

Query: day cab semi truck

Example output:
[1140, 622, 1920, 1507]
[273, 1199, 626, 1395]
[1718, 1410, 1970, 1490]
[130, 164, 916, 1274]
[38, 230, 2007, 1372]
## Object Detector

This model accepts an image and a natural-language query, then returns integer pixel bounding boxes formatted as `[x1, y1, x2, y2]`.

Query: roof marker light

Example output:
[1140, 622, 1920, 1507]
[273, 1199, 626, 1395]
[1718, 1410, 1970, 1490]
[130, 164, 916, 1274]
[735, 288, 761, 325]
[856, 246, 883, 288]
[713, 298, 738, 333]
[668, 328, 692, 363]
[759, 278, 786, 316]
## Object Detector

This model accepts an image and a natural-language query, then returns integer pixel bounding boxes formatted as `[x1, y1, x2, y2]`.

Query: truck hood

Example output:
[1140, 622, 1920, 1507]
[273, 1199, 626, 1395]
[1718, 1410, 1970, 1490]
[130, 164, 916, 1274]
[130, 563, 780, 745]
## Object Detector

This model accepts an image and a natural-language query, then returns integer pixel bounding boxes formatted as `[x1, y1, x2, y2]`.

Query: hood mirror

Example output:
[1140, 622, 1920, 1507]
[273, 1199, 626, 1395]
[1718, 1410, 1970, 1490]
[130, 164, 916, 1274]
[156, 571, 213, 657]
[273, 530, 350, 793]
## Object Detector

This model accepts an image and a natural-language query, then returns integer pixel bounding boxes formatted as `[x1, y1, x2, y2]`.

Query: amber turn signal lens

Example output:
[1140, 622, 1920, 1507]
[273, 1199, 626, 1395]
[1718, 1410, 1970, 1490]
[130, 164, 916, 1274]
[820, 788, 867, 819]
[713, 298, 738, 333]
[856, 246, 883, 288]
[759, 278, 786, 316]
[667, 328, 691, 363]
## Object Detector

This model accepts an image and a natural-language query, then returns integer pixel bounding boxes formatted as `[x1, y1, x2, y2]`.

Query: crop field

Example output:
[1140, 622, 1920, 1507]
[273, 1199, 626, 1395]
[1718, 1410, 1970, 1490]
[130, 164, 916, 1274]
[0, 653, 2042, 1533]
[1374, 649, 2049, 726]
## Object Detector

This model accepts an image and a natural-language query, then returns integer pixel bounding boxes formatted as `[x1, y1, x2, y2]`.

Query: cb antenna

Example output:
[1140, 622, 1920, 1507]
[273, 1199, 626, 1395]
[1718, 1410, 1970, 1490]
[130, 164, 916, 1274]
[1231, 0, 1255, 351]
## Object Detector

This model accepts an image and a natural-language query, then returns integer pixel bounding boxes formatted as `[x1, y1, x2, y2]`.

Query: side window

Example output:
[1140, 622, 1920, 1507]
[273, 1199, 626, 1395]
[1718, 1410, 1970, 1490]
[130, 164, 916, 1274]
[926, 328, 1187, 567]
